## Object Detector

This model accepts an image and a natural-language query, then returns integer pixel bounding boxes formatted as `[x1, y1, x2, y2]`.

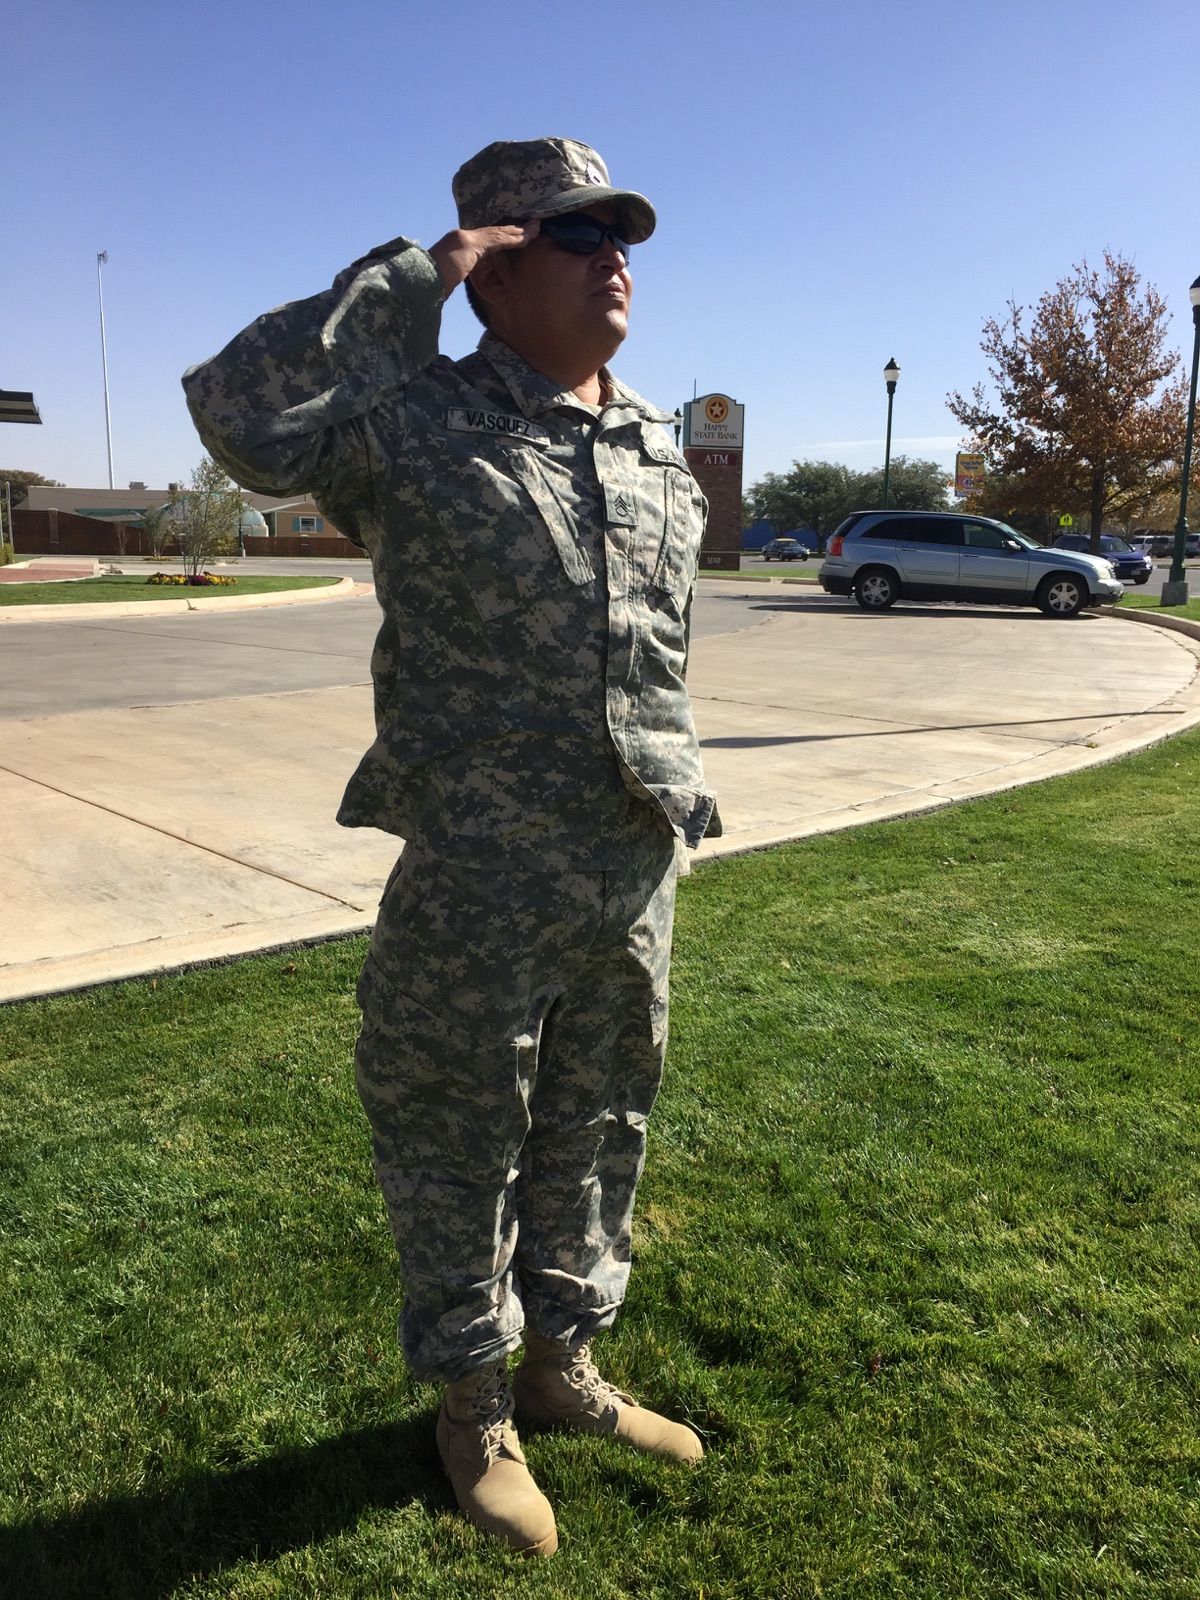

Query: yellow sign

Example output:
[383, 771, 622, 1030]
[705, 396, 729, 425]
[1058, 514, 1074, 527]
[954, 452, 986, 497]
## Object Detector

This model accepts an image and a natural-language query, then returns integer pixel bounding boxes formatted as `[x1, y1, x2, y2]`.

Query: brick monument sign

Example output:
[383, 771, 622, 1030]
[683, 394, 745, 571]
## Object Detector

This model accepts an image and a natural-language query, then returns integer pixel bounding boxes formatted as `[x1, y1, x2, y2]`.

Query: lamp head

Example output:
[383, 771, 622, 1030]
[883, 358, 900, 389]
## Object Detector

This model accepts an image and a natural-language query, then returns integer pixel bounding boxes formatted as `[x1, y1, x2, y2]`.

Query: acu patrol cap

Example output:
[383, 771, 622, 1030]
[453, 137, 656, 245]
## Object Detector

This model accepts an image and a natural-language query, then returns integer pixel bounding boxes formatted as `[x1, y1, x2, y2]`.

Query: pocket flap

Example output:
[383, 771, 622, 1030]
[506, 450, 596, 585]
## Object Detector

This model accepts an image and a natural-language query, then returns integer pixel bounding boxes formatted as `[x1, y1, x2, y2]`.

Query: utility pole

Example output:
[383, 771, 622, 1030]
[97, 250, 114, 489]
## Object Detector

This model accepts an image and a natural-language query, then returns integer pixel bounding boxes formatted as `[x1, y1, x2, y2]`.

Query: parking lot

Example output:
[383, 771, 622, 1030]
[4, 573, 1200, 1002]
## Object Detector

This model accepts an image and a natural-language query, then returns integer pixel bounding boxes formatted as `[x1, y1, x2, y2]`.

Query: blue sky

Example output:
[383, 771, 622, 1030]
[6, 0, 1199, 494]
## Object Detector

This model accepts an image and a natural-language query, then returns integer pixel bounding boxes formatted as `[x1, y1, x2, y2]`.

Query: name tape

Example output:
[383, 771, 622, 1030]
[445, 407, 549, 443]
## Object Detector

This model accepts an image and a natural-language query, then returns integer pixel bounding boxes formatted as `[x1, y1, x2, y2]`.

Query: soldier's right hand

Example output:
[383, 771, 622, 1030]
[429, 223, 539, 296]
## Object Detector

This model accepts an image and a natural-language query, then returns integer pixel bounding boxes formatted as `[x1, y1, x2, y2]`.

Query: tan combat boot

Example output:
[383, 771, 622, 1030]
[515, 1332, 704, 1464]
[436, 1359, 558, 1557]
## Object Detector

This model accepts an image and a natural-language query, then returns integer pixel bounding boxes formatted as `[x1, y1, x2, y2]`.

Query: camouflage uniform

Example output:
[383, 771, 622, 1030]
[183, 138, 716, 1382]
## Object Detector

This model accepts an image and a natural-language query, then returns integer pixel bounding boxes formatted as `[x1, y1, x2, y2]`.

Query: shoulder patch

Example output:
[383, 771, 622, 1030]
[445, 407, 549, 444]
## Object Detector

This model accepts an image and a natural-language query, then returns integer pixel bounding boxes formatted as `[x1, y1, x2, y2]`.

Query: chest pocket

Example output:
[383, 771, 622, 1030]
[506, 450, 596, 587]
[424, 441, 596, 624]
[636, 426, 705, 594]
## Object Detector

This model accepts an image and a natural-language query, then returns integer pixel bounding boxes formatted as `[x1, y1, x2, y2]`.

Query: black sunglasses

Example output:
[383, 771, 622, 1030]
[536, 213, 633, 258]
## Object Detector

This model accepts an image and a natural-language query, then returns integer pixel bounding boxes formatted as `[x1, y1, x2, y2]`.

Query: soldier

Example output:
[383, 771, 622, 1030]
[183, 136, 718, 1558]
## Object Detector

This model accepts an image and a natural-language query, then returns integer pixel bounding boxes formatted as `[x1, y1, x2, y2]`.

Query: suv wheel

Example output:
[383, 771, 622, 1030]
[1036, 573, 1087, 617]
[854, 567, 900, 610]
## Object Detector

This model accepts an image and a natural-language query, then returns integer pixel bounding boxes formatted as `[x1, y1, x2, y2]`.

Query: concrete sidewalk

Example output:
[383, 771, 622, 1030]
[4, 586, 1200, 1003]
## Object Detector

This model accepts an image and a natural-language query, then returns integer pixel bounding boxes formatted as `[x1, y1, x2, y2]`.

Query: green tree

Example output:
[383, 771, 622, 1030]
[744, 456, 949, 540]
[852, 456, 952, 513]
[171, 458, 242, 578]
[0, 469, 62, 543]
[947, 252, 1187, 548]
[743, 460, 857, 537]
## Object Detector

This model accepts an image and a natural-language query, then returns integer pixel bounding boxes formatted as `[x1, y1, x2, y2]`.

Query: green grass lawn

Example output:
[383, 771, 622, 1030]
[3, 733, 1200, 1596]
[1118, 592, 1200, 622]
[0, 574, 341, 606]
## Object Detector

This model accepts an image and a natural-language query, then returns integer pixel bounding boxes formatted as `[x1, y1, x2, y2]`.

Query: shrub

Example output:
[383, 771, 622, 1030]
[0, 542, 14, 566]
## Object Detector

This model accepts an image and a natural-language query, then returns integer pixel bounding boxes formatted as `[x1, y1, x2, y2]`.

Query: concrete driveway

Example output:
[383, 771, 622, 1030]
[3, 580, 1199, 1002]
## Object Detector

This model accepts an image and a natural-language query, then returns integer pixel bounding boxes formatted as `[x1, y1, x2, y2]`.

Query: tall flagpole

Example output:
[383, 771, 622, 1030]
[96, 250, 114, 489]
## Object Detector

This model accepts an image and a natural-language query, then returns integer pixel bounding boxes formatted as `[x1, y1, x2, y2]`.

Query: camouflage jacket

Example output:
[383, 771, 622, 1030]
[183, 238, 718, 866]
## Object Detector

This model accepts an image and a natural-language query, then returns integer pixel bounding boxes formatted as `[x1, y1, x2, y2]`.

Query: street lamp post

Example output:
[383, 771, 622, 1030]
[672, 408, 683, 449]
[882, 358, 900, 508]
[1163, 276, 1200, 608]
[96, 250, 115, 490]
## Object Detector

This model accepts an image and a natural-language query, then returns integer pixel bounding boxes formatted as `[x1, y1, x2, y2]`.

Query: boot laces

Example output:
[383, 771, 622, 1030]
[565, 1342, 632, 1414]
[468, 1362, 516, 1464]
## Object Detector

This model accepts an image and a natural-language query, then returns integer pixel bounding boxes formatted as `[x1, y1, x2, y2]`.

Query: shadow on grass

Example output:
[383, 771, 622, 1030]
[1, 1414, 445, 1599]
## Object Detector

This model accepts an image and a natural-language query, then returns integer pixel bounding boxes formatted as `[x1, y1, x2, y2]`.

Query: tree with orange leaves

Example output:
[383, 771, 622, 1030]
[948, 252, 1188, 549]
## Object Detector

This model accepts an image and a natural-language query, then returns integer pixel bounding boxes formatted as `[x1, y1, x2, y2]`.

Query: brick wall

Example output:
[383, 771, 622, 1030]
[684, 449, 744, 571]
[13, 509, 148, 555]
[242, 535, 368, 558]
[12, 511, 367, 560]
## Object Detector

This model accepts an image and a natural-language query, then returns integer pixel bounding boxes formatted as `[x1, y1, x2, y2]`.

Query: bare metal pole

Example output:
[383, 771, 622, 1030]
[97, 250, 114, 489]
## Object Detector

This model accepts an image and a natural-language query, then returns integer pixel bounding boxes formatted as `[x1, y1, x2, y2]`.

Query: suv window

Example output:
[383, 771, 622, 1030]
[862, 517, 962, 546]
[1054, 535, 1086, 550]
[832, 513, 871, 539]
[963, 521, 1011, 550]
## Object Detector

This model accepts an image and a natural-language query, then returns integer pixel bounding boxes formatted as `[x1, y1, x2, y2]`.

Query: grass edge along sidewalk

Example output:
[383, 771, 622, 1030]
[0, 574, 341, 606]
[1119, 592, 1200, 624]
[3, 733, 1200, 1598]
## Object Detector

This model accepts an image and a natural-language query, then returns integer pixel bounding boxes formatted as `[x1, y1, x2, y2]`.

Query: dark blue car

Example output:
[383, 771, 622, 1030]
[1053, 534, 1152, 585]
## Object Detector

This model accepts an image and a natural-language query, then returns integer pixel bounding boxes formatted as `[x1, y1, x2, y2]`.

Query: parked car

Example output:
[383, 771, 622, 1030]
[1131, 532, 1199, 559]
[1053, 533, 1152, 585]
[761, 537, 809, 562]
[818, 510, 1124, 617]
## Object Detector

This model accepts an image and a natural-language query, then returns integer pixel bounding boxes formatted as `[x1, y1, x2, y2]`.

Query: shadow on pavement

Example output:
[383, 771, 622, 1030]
[0, 1414, 444, 1600]
[700, 709, 1179, 748]
[749, 599, 1111, 621]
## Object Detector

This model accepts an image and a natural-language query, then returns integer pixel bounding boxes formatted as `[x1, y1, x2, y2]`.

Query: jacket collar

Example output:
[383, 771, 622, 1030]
[478, 332, 670, 425]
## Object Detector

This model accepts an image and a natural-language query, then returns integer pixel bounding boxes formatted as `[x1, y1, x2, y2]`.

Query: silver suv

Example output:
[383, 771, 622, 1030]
[818, 511, 1124, 617]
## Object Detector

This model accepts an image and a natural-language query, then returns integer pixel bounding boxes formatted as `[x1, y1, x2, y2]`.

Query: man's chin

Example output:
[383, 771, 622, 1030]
[598, 307, 629, 344]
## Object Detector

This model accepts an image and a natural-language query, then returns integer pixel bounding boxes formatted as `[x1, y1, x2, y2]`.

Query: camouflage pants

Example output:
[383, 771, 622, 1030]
[354, 819, 678, 1383]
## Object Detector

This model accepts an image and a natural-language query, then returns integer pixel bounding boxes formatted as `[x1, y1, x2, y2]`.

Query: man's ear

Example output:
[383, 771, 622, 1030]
[468, 252, 509, 322]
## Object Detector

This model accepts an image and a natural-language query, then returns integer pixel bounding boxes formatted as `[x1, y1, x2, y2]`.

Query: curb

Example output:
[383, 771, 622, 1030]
[694, 572, 820, 586]
[1108, 606, 1200, 644]
[0, 574, 361, 624]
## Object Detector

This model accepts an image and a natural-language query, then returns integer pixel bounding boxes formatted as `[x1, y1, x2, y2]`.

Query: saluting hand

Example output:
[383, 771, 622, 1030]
[429, 223, 539, 296]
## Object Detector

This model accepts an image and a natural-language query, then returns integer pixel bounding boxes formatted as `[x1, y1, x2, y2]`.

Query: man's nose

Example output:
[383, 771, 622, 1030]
[594, 235, 628, 271]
